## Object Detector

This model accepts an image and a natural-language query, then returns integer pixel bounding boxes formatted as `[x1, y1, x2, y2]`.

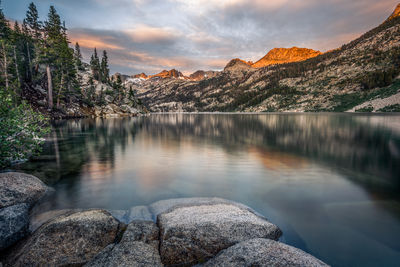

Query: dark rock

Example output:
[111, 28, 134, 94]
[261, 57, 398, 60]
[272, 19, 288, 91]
[157, 200, 282, 266]
[4, 210, 120, 266]
[0, 172, 49, 208]
[0, 204, 29, 250]
[203, 238, 329, 267]
[84, 221, 162, 267]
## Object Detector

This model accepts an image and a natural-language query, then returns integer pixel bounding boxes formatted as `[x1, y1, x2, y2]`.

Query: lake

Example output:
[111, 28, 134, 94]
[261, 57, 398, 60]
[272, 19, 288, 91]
[16, 113, 400, 267]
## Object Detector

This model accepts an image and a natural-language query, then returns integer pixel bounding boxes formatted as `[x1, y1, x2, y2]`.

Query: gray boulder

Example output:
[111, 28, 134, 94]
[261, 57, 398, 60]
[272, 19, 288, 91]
[0, 204, 29, 250]
[150, 197, 258, 217]
[29, 209, 79, 232]
[157, 200, 282, 266]
[5, 210, 120, 266]
[0, 172, 49, 208]
[203, 238, 329, 267]
[85, 221, 162, 267]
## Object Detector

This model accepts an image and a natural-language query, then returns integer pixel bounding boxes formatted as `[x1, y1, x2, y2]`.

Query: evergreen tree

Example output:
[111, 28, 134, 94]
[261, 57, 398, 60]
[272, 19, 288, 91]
[41, 5, 63, 109]
[0, 1, 11, 94]
[100, 50, 109, 83]
[74, 42, 83, 70]
[113, 75, 123, 102]
[25, 2, 42, 40]
[90, 47, 101, 80]
[21, 19, 34, 81]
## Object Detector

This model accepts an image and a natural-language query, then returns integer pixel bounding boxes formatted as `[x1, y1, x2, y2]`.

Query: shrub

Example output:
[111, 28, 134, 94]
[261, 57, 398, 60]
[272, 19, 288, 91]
[0, 96, 50, 168]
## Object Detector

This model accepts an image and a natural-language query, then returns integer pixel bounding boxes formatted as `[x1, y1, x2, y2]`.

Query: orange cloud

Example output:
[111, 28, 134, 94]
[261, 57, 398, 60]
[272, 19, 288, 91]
[124, 25, 181, 43]
[69, 32, 123, 50]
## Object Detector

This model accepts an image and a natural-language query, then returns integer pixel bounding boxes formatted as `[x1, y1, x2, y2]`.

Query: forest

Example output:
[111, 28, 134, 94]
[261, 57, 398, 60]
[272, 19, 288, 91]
[0, 2, 125, 168]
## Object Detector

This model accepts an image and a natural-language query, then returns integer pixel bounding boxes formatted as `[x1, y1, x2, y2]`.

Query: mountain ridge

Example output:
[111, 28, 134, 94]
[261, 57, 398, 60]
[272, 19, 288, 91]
[132, 7, 400, 113]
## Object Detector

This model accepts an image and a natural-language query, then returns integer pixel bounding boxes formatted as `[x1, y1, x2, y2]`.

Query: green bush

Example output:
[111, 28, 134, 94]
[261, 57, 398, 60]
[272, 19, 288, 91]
[0, 96, 50, 168]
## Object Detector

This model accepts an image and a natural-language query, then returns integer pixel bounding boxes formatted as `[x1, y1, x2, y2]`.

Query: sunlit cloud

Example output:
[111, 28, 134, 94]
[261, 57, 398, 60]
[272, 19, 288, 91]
[124, 25, 181, 43]
[3, 0, 398, 74]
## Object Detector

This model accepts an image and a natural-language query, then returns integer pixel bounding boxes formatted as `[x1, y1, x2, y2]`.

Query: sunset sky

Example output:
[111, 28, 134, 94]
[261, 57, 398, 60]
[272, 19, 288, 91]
[3, 0, 399, 75]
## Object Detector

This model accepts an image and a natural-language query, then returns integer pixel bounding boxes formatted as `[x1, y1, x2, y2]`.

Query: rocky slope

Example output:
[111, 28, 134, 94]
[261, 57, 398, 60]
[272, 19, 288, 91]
[131, 6, 400, 113]
[26, 65, 147, 119]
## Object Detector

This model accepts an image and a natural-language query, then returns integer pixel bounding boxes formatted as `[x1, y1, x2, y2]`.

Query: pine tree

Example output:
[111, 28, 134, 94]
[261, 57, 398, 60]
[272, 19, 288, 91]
[21, 19, 33, 81]
[0, 1, 11, 94]
[25, 2, 42, 40]
[100, 50, 109, 83]
[90, 48, 101, 81]
[41, 5, 64, 109]
[113, 75, 123, 102]
[11, 21, 23, 95]
[74, 42, 83, 71]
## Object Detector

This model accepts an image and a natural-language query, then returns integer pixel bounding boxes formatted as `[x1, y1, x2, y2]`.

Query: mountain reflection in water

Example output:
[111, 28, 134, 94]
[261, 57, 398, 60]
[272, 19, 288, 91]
[16, 113, 400, 267]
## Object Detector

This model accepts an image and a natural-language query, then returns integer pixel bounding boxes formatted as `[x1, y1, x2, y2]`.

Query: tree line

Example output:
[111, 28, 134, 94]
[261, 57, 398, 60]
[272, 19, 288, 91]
[0, 1, 122, 168]
[0, 1, 115, 110]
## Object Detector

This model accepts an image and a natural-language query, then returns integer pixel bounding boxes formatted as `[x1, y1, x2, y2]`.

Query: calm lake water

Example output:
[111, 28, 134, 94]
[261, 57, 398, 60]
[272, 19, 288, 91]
[16, 113, 400, 267]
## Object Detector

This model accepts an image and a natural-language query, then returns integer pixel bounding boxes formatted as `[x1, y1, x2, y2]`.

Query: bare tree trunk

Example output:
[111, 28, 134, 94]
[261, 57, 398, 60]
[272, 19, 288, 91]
[46, 64, 53, 109]
[26, 43, 32, 80]
[2, 42, 9, 92]
[13, 46, 21, 92]
[56, 72, 64, 109]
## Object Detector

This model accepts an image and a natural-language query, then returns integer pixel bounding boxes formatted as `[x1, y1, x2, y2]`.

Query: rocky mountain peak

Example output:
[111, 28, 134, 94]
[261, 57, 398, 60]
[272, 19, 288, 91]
[133, 73, 148, 79]
[149, 69, 184, 79]
[224, 58, 253, 72]
[387, 3, 400, 21]
[251, 47, 322, 68]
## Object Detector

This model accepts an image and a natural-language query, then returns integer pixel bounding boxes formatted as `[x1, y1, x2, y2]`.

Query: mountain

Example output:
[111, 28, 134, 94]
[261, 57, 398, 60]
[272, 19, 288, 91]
[251, 47, 322, 68]
[133, 73, 148, 79]
[387, 3, 400, 21]
[133, 5, 400, 113]
[149, 69, 185, 79]
[189, 70, 219, 81]
[224, 58, 254, 72]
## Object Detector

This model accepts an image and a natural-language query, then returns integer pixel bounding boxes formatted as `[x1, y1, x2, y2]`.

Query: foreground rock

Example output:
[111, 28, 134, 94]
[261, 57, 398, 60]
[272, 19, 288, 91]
[1, 197, 329, 267]
[0, 204, 29, 250]
[0, 172, 51, 250]
[5, 210, 120, 266]
[85, 221, 162, 267]
[0, 172, 49, 208]
[157, 200, 282, 266]
[203, 238, 329, 267]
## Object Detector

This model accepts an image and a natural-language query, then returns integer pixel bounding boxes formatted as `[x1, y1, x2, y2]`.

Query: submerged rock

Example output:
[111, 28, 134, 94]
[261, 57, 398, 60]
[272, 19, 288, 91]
[85, 221, 162, 267]
[0, 204, 29, 250]
[109, 205, 153, 224]
[5, 210, 120, 266]
[157, 200, 282, 266]
[203, 238, 329, 267]
[0, 172, 50, 208]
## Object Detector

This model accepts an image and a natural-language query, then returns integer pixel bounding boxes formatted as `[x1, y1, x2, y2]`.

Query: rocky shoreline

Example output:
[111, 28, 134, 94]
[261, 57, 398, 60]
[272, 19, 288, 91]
[0, 172, 329, 266]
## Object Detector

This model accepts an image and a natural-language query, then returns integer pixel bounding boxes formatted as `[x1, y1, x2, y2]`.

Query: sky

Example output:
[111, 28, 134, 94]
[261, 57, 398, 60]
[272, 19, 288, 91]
[3, 0, 399, 75]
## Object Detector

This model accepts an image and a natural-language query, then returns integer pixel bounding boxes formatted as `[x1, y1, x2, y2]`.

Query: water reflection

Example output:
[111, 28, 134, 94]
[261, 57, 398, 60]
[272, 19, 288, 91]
[15, 113, 400, 267]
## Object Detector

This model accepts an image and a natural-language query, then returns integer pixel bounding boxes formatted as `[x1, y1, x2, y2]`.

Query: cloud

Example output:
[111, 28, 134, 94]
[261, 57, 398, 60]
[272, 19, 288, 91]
[124, 25, 182, 43]
[5, 0, 398, 74]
